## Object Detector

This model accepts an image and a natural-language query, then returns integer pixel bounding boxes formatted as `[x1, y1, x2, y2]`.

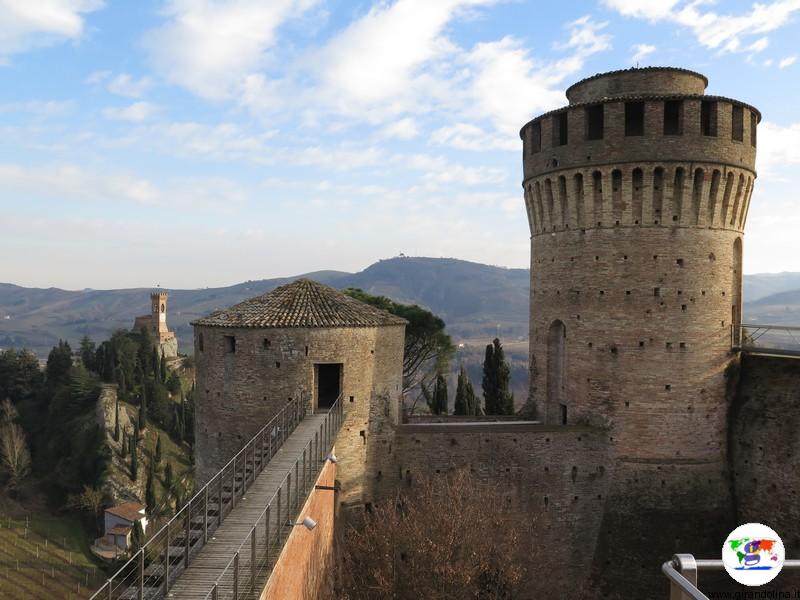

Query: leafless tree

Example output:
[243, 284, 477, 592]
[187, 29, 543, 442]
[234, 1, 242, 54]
[0, 398, 31, 488]
[332, 468, 529, 600]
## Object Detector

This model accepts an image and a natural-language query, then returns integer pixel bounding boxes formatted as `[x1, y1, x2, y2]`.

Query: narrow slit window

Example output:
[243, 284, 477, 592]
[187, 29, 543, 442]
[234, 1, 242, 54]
[750, 112, 757, 147]
[198, 333, 204, 352]
[701, 101, 717, 136]
[732, 105, 744, 142]
[530, 121, 542, 153]
[553, 112, 568, 146]
[586, 104, 604, 140]
[625, 101, 645, 136]
[663, 100, 682, 135]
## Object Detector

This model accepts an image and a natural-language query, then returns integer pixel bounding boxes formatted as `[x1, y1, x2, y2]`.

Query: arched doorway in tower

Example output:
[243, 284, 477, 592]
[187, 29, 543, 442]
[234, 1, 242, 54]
[547, 320, 567, 424]
[732, 238, 743, 346]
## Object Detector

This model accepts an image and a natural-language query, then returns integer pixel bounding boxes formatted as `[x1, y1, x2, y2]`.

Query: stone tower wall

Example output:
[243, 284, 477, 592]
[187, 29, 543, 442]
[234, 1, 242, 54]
[193, 324, 404, 505]
[519, 68, 758, 596]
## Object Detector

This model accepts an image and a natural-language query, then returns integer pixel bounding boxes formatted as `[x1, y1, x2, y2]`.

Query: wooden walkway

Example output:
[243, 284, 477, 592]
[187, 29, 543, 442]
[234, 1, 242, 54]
[168, 412, 330, 600]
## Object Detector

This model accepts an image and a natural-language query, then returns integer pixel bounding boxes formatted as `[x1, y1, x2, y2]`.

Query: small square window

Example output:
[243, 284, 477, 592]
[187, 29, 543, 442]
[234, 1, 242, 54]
[224, 336, 236, 353]
[625, 101, 645, 136]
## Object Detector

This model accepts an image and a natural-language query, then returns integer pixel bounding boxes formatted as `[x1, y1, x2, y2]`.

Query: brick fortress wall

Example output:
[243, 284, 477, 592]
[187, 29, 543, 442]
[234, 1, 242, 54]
[363, 421, 612, 599]
[731, 353, 800, 590]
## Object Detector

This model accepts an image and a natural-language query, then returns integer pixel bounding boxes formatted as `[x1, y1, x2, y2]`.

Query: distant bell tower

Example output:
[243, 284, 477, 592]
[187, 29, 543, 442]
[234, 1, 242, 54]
[151, 291, 169, 337]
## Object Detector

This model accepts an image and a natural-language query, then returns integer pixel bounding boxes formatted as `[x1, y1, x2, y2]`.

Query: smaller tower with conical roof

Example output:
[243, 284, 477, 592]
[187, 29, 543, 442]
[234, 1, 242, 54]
[191, 279, 407, 504]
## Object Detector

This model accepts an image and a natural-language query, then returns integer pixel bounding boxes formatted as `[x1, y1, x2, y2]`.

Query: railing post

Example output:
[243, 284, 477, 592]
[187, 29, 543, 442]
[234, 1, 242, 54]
[287, 472, 292, 522]
[294, 461, 299, 509]
[164, 520, 170, 594]
[107, 579, 112, 600]
[233, 551, 239, 600]
[251, 526, 257, 595]
[670, 554, 698, 600]
[218, 474, 223, 526]
[184, 504, 190, 568]
[203, 485, 209, 545]
[276, 487, 282, 544]
[138, 549, 144, 600]
[302, 448, 307, 498]
[212, 582, 218, 600]
[314, 431, 318, 465]
[232, 457, 237, 509]
[265, 504, 271, 565]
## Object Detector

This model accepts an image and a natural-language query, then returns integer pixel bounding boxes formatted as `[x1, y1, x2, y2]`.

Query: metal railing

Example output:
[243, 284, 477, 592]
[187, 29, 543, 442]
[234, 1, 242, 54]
[734, 323, 800, 356]
[663, 554, 800, 599]
[201, 396, 343, 600]
[89, 396, 309, 600]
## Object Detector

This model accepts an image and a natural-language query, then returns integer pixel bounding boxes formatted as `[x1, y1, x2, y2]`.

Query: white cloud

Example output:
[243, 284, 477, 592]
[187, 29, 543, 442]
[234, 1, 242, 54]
[382, 118, 420, 140]
[313, 0, 496, 120]
[0, 0, 103, 60]
[779, 55, 797, 68]
[747, 36, 769, 52]
[102, 101, 160, 122]
[0, 161, 248, 210]
[107, 73, 153, 98]
[603, 0, 680, 21]
[463, 17, 611, 136]
[605, 0, 800, 54]
[630, 43, 656, 64]
[142, 0, 319, 99]
[0, 100, 73, 116]
[430, 122, 516, 151]
[757, 121, 800, 177]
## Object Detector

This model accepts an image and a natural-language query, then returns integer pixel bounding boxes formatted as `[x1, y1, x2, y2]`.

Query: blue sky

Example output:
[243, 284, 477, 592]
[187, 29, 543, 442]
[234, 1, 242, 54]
[1, 0, 799, 289]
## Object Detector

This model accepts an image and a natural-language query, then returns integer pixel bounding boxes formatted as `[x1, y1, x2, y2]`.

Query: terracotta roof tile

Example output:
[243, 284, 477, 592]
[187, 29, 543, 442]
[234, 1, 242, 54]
[191, 279, 408, 329]
[105, 502, 145, 522]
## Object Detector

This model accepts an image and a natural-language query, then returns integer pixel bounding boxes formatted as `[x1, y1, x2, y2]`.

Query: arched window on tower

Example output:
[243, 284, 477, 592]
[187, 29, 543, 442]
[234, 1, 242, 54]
[547, 320, 567, 424]
[732, 238, 743, 346]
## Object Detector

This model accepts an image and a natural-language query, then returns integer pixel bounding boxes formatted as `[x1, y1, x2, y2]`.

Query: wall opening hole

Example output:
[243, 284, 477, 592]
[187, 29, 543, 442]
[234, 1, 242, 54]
[224, 336, 236, 354]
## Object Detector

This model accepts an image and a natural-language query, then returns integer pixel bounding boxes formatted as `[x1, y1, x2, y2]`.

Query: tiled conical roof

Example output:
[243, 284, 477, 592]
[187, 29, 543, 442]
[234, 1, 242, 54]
[191, 279, 408, 329]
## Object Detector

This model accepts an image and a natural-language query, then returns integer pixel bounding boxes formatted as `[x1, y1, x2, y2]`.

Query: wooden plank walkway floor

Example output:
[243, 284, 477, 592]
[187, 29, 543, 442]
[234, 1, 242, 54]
[168, 412, 330, 600]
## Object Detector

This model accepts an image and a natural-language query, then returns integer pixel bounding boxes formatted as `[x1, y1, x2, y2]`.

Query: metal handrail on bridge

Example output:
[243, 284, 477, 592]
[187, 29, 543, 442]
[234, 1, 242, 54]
[89, 396, 310, 600]
[663, 554, 800, 599]
[201, 396, 343, 600]
[733, 323, 800, 356]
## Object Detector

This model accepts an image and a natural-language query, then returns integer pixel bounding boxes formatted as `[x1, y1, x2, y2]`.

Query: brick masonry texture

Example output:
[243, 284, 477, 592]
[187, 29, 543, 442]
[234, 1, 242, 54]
[730, 354, 800, 590]
[521, 68, 756, 597]
[260, 457, 336, 600]
[369, 422, 612, 599]
[193, 323, 405, 504]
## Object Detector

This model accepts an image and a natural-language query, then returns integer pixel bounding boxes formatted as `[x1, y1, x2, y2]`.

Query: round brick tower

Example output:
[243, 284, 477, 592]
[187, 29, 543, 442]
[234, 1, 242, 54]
[520, 67, 758, 596]
[191, 279, 406, 506]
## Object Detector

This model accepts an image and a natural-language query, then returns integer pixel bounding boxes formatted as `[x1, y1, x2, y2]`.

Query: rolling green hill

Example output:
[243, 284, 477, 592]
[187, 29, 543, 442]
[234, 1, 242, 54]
[1, 257, 799, 359]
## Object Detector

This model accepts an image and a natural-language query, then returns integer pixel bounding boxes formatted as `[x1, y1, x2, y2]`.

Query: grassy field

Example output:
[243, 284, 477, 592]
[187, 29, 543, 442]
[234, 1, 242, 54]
[0, 509, 106, 599]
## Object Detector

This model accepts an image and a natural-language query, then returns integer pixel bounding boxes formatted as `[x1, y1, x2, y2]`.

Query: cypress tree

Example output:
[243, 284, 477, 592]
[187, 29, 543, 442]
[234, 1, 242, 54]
[145, 461, 157, 513]
[482, 338, 514, 415]
[164, 461, 173, 489]
[151, 347, 160, 380]
[132, 520, 144, 550]
[121, 431, 128, 458]
[139, 386, 147, 430]
[425, 373, 448, 415]
[160, 354, 167, 384]
[454, 366, 480, 416]
[133, 419, 140, 445]
[154, 435, 162, 465]
[130, 438, 138, 480]
[113, 394, 120, 442]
